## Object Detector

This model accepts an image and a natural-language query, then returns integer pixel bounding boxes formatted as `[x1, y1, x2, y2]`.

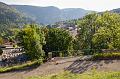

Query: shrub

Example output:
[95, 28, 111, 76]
[93, 53, 120, 60]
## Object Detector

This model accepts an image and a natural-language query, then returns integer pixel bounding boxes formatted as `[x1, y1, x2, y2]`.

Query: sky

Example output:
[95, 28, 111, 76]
[0, 0, 120, 12]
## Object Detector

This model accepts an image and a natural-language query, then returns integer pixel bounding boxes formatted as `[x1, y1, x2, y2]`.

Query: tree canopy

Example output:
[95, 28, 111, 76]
[43, 28, 73, 57]
[17, 24, 45, 60]
[77, 12, 120, 54]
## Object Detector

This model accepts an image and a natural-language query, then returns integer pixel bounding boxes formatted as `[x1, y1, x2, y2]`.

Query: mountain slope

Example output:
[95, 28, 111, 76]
[111, 8, 120, 13]
[0, 2, 33, 33]
[12, 5, 91, 24]
[61, 8, 89, 20]
[12, 5, 61, 24]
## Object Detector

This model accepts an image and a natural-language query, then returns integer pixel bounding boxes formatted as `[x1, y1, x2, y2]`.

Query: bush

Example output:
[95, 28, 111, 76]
[93, 53, 120, 60]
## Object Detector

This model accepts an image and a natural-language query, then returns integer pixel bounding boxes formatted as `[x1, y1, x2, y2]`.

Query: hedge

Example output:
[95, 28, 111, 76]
[93, 53, 120, 60]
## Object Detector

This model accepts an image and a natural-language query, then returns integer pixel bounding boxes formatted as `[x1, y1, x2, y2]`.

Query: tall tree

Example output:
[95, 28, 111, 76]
[17, 24, 45, 61]
[92, 12, 120, 49]
[77, 12, 120, 54]
[43, 28, 73, 57]
[77, 13, 99, 54]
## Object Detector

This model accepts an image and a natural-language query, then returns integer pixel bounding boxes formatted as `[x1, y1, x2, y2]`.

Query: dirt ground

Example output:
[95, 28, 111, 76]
[0, 57, 120, 79]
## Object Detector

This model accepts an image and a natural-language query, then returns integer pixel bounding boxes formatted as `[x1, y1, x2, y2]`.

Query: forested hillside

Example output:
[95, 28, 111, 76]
[12, 5, 91, 24]
[111, 8, 120, 13]
[0, 2, 34, 35]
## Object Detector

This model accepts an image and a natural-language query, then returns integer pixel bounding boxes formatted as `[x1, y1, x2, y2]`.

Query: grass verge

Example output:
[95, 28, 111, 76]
[0, 60, 41, 73]
[26, 71, 120, 79]
[93, 53, 120, 60]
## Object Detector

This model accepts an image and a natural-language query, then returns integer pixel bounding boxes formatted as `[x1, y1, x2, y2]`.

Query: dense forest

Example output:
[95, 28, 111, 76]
[12, 5, 91, 24]
[0, 2, 34, 37]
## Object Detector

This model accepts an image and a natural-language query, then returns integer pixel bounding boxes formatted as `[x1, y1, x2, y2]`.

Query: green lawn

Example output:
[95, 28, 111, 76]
[27, 71, 120, 79]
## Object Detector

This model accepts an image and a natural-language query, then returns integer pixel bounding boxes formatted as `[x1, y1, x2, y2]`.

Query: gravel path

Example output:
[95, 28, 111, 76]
[0, 57, 120, 79]
[0, 57, 81, 79]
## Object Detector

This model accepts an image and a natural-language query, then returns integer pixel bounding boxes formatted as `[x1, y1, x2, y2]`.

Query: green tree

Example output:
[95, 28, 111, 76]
[17, 24, 45, 61]
[77, 13, 99, 54]
[77, 12, 120, 54]
[0, 37, 3, 55]
[43, 28, 73, 57]
[92, 12, 120, 50]
[0, 37, 3, 45]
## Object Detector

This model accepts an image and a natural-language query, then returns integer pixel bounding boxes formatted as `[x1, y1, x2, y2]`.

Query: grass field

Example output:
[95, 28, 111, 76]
[27, 71, 120, 79]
